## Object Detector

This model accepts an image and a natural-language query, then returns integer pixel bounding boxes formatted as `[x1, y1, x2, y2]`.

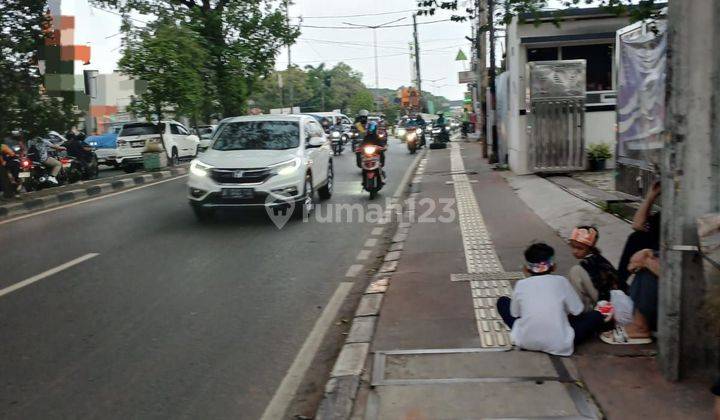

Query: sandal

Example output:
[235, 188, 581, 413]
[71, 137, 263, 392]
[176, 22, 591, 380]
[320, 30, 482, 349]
[600, 326, 652, 345]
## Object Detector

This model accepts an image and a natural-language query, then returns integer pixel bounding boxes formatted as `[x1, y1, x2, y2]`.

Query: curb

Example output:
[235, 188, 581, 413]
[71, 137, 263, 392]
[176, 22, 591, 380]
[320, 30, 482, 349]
[315, 148, 428, 420]
[0, 167, 187, 221]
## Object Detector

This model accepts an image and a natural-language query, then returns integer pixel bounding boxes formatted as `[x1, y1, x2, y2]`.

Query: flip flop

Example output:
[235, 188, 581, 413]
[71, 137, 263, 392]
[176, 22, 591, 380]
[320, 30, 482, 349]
[600, 326, 652, 345]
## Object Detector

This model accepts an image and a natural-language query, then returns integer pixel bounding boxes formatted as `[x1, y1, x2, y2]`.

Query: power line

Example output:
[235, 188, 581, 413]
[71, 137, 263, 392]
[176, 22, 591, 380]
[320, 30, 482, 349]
[294, 9, 417, 19]
[299, 38, 408, 51]
[301, 19, 452, 30]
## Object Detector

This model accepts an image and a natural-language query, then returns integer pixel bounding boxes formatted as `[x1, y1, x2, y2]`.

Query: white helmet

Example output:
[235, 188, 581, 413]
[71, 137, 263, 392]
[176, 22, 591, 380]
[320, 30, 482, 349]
[358, 109, 369, 117]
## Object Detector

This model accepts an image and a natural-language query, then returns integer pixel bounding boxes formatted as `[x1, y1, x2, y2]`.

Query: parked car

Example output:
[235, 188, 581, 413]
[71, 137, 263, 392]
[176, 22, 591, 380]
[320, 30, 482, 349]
[195, 124, 217, 152]
[85, 123, 125, 167]
[115, 121, 200, 172]
[187, 114, 334, 221]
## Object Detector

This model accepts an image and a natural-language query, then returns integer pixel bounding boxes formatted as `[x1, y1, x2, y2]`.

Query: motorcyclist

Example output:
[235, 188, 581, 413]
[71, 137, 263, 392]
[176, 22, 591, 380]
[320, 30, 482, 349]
[319, 117, 331, 133]
[66, 131, 95, 169]
[354, 109, 369, 139]
[434, 112, 449, 142]
[360, 120, 386, 167]
[28, 135, 66, 185]
[415, 114, 427, 146]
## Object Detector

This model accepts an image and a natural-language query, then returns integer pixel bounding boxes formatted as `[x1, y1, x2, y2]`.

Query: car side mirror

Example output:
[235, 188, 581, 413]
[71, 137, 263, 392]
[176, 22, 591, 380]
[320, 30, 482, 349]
[186, 134, 199, 143]
[307, 136, 325, 148]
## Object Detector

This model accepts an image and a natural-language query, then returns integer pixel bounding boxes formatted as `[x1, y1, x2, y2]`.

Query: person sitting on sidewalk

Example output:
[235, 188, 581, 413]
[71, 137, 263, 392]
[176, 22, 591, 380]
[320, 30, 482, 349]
[568, 226, 626, 312]
[496, 243, 608, 356]
[601, 249, 658, 345]
[617, 181, 661, 285]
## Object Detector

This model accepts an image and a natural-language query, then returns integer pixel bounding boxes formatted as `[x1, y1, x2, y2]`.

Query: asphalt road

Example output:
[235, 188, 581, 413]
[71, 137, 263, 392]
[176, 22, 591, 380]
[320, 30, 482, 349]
[0, 139, 415, 419]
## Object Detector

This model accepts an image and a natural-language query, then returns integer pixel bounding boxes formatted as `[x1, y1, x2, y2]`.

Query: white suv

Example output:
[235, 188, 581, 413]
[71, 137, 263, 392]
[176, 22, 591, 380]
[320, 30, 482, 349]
[115, 121, 200, 172]
[187, 115, 334, 221]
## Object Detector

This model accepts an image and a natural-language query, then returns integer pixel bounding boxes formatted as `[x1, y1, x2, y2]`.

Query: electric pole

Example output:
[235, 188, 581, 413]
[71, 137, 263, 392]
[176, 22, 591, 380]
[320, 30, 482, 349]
[413, 14, 422, 112]
[488, 0, 499, 163]
[285, 0, 294, 112]
[343, 17, 406, 111]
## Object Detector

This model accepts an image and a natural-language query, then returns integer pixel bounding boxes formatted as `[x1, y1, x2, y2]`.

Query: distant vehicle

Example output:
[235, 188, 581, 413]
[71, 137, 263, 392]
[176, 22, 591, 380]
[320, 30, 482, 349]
[195, 124, 217, 152]
[115, 121, 200, 173]
[304, 112, 353, 137]
[85, 123, 125, 167]
[187, 114, 334, 222]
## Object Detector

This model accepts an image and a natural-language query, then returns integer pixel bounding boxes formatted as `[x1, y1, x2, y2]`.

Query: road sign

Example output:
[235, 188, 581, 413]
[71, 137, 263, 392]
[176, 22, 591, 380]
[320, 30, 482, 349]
[458, 71, 476, 84]
[455, 49, 467, 61]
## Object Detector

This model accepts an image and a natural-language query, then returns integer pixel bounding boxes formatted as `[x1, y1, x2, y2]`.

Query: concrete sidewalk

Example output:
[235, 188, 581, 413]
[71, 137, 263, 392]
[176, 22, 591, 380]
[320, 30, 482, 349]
[348, 141, 713, 419]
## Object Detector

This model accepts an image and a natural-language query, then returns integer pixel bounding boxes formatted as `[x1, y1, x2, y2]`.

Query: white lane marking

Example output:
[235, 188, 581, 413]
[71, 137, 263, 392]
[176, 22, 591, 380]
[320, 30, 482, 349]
[0, 175, 187, 226]
[344, 264, 364, 278]
[365, 238, 378, 247]
[261, 281, 354, 420]
[356, 250, 371, 261]
[371, 227, 384, 236]
[0, 253, 99, 298]
[393, 149, 425, 198]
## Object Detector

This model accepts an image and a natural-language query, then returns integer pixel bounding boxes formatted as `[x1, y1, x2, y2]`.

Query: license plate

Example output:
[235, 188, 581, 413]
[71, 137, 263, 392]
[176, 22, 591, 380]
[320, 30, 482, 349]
[19, 172, 30, 178]
[221, 188, 254, 199]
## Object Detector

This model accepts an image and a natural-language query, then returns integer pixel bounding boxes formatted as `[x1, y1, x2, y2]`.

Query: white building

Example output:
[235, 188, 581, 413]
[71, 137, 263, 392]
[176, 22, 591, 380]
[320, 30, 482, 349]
[501, 7, 634, 174]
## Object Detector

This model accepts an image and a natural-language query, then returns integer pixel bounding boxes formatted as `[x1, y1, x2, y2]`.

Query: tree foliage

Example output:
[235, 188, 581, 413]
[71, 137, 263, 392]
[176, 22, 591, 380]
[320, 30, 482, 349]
[250, 62, 372, 114]
[0, 0, 78, 139]
[119, 18, 208, 121]
[417, 0, 662, 27]
[94, 0, 299, 120]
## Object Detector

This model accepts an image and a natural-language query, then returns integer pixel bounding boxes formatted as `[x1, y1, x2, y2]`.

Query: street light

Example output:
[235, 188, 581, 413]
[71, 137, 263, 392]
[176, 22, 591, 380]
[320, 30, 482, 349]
[343, 17, 407, 91]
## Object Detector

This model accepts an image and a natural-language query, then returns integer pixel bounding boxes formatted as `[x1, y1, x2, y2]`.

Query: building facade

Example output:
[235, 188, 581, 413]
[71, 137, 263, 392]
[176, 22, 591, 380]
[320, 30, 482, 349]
[502, 8, 631, 174]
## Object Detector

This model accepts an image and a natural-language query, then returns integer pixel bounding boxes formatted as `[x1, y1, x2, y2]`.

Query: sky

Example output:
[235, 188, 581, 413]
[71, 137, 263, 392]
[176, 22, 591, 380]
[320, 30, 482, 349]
[74, 0, 475, 101]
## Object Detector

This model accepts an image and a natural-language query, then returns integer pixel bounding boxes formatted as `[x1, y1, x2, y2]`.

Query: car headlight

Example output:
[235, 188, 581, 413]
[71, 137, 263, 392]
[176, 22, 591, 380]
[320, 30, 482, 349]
[190, 159, 212, 177]
[271, 157, 301, 176]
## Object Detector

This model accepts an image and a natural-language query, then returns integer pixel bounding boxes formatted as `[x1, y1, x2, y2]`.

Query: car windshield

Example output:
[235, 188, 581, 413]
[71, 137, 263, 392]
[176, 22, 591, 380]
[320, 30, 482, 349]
[198, 127, 214, 135]
[212, 121, 300, 151]
[120, 123, 159, 136]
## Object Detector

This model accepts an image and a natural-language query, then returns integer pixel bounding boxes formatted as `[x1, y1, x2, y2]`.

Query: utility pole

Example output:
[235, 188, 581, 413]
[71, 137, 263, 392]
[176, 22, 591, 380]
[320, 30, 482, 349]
[474, 0, 488, 152]
[343, 17, 406, 112]
[413, 14, 422, 112]
[487, 0, 499, 163]
[285, 0, 294, 112]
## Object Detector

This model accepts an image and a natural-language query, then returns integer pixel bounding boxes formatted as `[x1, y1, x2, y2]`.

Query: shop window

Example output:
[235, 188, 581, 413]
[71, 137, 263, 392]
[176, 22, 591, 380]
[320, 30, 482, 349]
[527, 47, 558, 62]
[561, 44, 613, 91]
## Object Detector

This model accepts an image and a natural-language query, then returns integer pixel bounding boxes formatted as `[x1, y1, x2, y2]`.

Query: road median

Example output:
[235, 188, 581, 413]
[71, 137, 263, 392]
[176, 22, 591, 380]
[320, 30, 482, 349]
[0, 166, 187, 221]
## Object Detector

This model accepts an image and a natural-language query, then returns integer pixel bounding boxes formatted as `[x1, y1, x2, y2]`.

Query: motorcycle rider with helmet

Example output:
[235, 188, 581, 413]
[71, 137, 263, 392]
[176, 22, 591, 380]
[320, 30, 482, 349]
[360, 120, 386, 167]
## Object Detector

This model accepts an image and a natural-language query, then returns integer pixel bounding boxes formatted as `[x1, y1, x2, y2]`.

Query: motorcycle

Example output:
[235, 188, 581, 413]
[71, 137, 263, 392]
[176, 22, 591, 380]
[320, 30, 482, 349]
[330, 130, 343, 155]
[405, 127, 424, 154]
[19, 153, 69, 191]
[360, 144, 385, 199]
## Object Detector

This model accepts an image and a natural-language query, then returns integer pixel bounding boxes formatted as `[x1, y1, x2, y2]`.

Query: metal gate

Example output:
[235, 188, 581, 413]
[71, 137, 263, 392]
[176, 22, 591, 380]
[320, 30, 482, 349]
[526, 60, 586, 172]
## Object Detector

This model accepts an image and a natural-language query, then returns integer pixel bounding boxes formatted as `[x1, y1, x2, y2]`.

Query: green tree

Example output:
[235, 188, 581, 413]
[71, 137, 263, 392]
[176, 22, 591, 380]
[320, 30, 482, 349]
[0, 0, 78, 138]
[118, 18, 207, 121]
[349, 90, 374, 115]
[94, 0, 299, 119]
[250, 66, 316, 111]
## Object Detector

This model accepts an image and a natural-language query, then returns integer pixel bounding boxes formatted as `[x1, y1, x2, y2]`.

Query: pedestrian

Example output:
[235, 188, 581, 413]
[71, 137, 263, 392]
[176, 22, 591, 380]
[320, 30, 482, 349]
[568, 226, 625, 312]
[496, 242, 608, 356]
[617, 181, 661, 284]
[601, 249, 657, 345]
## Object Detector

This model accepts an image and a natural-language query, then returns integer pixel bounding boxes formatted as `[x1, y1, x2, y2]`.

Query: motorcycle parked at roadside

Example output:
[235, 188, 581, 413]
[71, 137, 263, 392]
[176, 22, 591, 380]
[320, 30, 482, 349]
[360, 144, 385, 199]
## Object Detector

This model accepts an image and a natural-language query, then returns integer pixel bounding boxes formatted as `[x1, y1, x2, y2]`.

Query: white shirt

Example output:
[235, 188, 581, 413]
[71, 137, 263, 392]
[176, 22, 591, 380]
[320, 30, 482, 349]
[510, 274, 584, 356]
